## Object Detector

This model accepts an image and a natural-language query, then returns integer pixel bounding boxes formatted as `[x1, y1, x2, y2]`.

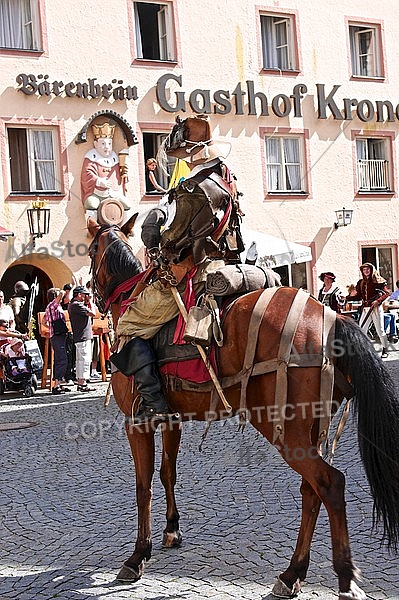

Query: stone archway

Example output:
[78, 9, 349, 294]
[0, 254, 73, 349]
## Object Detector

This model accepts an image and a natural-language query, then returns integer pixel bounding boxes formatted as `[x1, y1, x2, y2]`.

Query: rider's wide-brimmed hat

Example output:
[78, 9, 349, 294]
[166, 115, 231, 162]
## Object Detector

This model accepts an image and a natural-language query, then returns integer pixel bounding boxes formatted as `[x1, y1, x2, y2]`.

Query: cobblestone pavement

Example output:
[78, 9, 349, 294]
[1, 344, 399, 600]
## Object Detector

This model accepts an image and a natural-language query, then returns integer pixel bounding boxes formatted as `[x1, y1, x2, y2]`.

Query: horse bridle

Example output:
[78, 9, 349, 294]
[89, 223, 124, 314]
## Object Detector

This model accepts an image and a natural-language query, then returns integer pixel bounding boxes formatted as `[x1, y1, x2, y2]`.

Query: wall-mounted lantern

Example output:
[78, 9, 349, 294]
[334, 207, 353, 229]
[27, 199, 50, 247]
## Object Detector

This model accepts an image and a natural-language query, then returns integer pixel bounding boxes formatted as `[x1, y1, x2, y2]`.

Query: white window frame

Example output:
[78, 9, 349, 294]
[260, 14, 296, 71]
[0, 0, 40, 51]
[7, 126, 60, 193]
[265, 135, 304, 193]
[349, 24, 381, 77]
[134, 1, 175, 61]
[355, 137, 390, 192]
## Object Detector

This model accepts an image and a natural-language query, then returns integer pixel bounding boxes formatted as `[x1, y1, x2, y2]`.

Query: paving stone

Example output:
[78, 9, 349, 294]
[1, 359, 399, 600]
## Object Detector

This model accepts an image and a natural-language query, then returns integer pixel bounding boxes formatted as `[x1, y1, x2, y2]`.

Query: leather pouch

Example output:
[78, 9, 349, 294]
[183, 304, 213, 347]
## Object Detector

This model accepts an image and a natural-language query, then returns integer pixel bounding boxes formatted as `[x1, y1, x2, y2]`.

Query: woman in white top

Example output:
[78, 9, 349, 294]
[318, 272, 345, 313]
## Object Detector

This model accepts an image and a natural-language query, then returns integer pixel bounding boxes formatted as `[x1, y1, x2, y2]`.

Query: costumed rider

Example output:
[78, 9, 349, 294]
[80, 122, 130, 213]
[111, 114, 244, 424]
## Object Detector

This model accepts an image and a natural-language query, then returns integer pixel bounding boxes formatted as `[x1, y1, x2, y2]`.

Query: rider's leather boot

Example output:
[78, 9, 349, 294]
[133, 361, 178, 424]
[110, 337, 178, 424]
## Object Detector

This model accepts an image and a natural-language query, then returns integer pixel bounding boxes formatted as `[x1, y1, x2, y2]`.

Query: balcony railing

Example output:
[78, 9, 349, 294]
[357, 159, 389, 191]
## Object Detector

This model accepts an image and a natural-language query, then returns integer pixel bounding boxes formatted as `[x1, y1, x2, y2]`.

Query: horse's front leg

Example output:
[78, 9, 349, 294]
[116, 424, 155, 583]
[160, 422, 183, 548]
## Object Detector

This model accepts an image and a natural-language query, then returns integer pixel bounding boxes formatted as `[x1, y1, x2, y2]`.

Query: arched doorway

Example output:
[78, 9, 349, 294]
[0, 254, 73, 351]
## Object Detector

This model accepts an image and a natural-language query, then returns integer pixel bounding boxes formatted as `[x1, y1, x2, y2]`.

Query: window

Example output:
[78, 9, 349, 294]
[265, 136, 304, 192]
[273, 263, 308, 289]
[356, 137, 390, 192]
[0, 0, 40, 51]
[361, 246, 394, 291]
[349, 24, 381, 78]
[143, 132, 176, 193]
[260, 14, 297, 71]
[134, 2, 175, 61]
[7, 127, 60, 193]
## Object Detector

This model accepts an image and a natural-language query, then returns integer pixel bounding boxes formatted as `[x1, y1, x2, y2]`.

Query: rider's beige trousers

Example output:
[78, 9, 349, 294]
[116, 259, 224, 340]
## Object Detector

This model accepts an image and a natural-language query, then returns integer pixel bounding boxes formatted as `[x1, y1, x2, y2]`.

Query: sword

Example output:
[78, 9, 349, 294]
[27, 277, 39, 338]
[170, 286, 232, 413]
[359, 304, 375, 329]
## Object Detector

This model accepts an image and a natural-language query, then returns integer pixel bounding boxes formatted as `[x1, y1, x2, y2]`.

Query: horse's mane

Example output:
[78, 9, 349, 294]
[102, 227, 143, 299]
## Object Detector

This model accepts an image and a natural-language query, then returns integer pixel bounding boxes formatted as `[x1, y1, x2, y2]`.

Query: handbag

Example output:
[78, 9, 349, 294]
[51, 311, 68, 336]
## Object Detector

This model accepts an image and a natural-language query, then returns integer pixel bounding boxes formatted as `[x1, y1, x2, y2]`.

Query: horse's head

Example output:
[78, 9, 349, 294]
[87, 213, 142, 314]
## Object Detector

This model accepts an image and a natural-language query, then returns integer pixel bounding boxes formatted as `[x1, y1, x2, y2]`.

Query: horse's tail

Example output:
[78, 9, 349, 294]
[335, 315, 399, 551]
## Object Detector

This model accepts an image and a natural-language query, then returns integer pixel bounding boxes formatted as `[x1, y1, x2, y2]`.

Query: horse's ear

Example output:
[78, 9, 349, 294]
[87, 216, 100, 238]
[121, 212, 139, 237]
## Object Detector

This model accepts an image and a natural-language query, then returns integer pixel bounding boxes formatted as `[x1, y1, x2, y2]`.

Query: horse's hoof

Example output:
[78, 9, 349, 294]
[271, 576, 301, 598]
[338, 582, 366, 600]
[162, 530, 182, 548]
[115, 563, 141, 583]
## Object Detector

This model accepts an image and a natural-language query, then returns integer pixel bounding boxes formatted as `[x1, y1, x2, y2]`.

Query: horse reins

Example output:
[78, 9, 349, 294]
[89, 224, 125, 313]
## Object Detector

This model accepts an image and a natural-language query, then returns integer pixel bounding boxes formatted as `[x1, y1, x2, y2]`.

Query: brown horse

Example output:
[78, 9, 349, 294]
[88, 216, 399, 600]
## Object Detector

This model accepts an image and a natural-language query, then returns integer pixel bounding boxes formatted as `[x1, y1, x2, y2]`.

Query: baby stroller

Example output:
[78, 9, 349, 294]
[0, 339, 41, 397]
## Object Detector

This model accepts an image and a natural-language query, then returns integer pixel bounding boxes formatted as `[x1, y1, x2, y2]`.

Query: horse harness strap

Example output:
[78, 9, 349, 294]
[273, 288, 310, 442]
[318, 306, 337, 445]
[218, 288, 338, 444]
[238, 287, 279, 418]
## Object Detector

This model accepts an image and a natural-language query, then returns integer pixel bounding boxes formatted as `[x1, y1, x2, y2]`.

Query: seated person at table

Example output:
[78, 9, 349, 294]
[383, 301, 398, 343]
[389, 280, 399, 301]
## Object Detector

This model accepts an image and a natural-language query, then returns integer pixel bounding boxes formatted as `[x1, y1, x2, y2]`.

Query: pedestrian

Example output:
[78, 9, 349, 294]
[68, 286, 96, 392]
[347, 263, 390, 358]
[318, 272, 345, 312]
[0, 290, 15, 329]
[61, 283, 76, 384]
[44, 288, 70, 394]
[8, 281, 29, 333]
[84, 282, 101, 380]
[0, 318, 28, 346]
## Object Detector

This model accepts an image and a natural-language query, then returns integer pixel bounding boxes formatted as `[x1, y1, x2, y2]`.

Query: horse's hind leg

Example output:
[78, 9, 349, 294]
[116, 425, 156, 583]
[275, 448, 365, 599]
[272, 477, 321, 597]
[160, 422, 182, 548]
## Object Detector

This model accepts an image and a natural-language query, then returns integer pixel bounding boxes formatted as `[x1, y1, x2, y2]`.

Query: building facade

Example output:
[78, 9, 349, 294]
[1, 0, 398, 315]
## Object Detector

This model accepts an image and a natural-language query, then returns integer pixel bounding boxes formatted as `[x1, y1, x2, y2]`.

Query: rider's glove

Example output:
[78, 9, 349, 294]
[141, 208, 166, 250]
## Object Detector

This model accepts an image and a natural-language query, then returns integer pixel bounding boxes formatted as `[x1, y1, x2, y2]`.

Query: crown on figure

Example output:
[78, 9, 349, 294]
[92, 122, 115, 139]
